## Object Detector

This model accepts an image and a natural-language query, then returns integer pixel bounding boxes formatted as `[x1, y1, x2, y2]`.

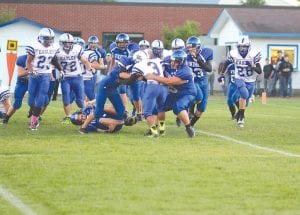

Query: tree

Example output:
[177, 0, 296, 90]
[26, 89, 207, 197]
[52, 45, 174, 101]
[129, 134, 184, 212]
[162, 20, 201, 49]
[240, 0, 266, 6]
[0, 8, 16, 24]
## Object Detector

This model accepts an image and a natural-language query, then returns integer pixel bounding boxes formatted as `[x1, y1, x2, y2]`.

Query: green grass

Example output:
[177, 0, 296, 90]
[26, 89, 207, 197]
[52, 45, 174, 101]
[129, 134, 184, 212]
[0, 95, 300, 215]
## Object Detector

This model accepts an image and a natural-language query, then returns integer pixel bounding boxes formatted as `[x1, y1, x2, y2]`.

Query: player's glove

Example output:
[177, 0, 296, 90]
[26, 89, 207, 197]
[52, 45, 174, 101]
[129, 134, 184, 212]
[218, 76, 225, 86]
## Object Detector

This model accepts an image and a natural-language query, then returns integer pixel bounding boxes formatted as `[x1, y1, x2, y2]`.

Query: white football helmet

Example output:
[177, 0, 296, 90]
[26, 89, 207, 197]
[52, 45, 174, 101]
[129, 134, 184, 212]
[139, 40, 150, 50]
[38, 28, 55, 47]
[132, 50, 149, 63]
[171, 38, 185, 51]
[74, 37, 85, 48]
[59, 33, 74, 51]
[151, 40, 164, 58]
[237, 36, 251, 57]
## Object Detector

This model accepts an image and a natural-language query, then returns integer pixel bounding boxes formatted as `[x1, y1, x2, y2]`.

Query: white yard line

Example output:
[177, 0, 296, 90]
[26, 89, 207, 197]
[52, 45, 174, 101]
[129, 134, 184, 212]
[0, 186, 37, 215]
[196, 130, 300, 158]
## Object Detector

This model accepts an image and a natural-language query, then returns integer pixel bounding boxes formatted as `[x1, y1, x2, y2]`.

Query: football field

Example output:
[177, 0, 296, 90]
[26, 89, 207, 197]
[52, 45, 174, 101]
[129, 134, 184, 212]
[0, 95, 300, 215]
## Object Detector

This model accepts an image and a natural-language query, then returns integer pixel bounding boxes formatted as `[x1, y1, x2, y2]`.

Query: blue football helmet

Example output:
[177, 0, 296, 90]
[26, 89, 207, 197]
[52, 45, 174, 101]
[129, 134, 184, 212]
[237, 36, 251, 58]
[186, 36, 202, 54]
[88, 36, 99, 44]
[70, 111, 86, 125]
[116, 33, 129, 49]
[151, 39, 164, 58]
[59, 33, 74, 51]
[171, 50, 187, 65]
[116, 33, 129, 43]
[88, 36, 99, 50]
[38, 28, 55, 47]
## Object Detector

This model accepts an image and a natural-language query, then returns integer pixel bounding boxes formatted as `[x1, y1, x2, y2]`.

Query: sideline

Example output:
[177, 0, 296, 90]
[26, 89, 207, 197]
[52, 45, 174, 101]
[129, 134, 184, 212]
[196, 130, 300, 158]
[0, 186, 37, 215]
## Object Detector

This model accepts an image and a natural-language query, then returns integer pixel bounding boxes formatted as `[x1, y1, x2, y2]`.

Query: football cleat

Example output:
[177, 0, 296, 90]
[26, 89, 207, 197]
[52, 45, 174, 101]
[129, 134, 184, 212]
[136, 113, 143, 122]
[237, 118, 245, 128]
[61, 116, 71, 125]
[158, 122, 166, 136]
[2, 114, 9, 124]
[185, 126, 195, 138]
[144, 127, 159, 138]
[30, 120, 39, 131]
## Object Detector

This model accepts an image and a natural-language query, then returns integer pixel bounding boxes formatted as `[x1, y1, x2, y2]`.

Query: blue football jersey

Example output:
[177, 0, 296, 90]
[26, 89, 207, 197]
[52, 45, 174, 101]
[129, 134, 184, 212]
[186, 47, 213, 80]
[173, 64, 196, 96]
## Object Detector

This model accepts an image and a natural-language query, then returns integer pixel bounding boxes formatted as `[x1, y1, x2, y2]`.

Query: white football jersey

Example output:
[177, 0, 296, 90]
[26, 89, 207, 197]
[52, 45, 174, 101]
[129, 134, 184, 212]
[26, 42, 59, 74]
[56, 44, 84, 77]
[82, 49, 97, 80]
[227, 48, 261, 82]
[132, 58, 164, 84]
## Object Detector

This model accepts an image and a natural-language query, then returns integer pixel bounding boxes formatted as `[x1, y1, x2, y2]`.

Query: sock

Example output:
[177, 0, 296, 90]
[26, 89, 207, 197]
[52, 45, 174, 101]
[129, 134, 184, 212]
[229, 105, 236, 118]
[190, 115, 200, 127]
[239, 109, 245, 120]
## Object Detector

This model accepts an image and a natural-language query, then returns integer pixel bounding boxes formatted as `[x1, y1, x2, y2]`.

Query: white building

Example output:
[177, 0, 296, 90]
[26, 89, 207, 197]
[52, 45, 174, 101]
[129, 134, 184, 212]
[208, 8, 300, 89]
[0, 18, 63, 91]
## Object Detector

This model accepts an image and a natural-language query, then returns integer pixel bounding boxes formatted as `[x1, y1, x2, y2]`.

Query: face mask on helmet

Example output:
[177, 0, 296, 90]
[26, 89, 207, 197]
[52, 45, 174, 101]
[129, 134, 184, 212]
[70, 111, 87, 125]
[38, 28, 55, 47]
[237, 36, 251, 58]
[88, 36, 99, 50]
[139, 40, 150, 50]
[170, 50, 187, 69]
[151, 40, 164, 58]
[116, 33, 129, 50]
[186, 36, 202, 54]
[59, 33, 74, 51]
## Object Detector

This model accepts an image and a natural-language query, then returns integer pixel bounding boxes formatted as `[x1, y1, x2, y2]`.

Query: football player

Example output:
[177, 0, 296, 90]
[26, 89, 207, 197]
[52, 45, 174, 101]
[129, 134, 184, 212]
[3, 54, 58, 124]
[0, 83, 11, 123]
[26, 28, 62, 130]
[145, 50, 197, 138]
[186, 36, 213, 128]
[221, 36, 262, 127]
[218, 62, 240, 119]
[56, 33, 93, 124]
[132, 41, 168, 137]
[84, 36, 106, 100]
[109, 33, 131, 114]
[70, 105, 125, 133]
[79, 55, 142, 134]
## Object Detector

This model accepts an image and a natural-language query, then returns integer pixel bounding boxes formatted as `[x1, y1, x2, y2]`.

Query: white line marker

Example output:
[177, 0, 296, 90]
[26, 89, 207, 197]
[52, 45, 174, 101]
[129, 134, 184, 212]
[0, 186, 37, 215]
[197, 130, 300, 158]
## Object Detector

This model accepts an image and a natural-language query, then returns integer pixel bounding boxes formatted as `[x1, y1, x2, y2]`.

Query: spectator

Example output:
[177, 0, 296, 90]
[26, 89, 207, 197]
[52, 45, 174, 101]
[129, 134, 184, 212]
[271, 50, 283, 96]
[263, 58, 274, 96]
[278, 54, 293, 98]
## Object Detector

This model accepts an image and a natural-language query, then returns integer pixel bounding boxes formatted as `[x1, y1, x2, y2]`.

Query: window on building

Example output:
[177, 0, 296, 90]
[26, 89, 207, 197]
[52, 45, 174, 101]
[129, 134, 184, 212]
[267, 44, 298, 69]
[102, 32, 144, 51]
